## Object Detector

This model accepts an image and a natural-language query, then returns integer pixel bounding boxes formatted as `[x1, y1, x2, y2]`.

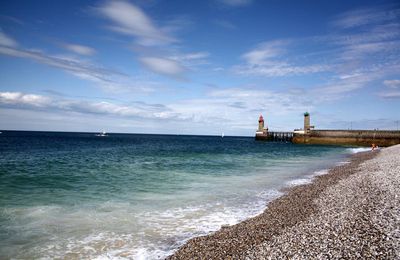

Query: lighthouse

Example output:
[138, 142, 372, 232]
[256, 114, 268, 135]
[303, 112, 314, 134]
[258, 115, 265, 131]
[256, 114, 268, 140]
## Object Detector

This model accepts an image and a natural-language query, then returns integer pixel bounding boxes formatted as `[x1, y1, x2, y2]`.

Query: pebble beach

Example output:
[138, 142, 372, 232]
[169, 145, 400, 259]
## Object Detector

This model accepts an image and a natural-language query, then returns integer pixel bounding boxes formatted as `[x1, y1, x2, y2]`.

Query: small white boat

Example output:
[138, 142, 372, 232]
[221, 132, 224, 138]
[96, 131, 107, 137]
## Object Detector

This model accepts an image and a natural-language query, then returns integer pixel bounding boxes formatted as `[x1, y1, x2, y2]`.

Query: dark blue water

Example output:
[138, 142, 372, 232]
[0, 131, 352, 259]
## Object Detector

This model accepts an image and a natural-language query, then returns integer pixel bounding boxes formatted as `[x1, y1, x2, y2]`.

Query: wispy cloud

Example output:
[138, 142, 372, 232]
[170, 52, 209, 61]
[139, 52, 209, 77]
[234, 40, 329, 77]
[0, 30, 18, 47]
[0, 91, 181, 120]
[96, 1, 209, 79]
[97, 0, 175, 46]
[314, 73, 375, 100]
[214, 20, 237, 30]
[168, 87, 313, 131]
[62, 43, 96, 56]
[168, 52, 210, 67]
[383, 79, 400, 88]
[0, 31, 155, 93]
[217, 0, 253, 7]
[327, 7, 400, 98]
[379, 91, 400, 99]
[234, 5, 400, 100]
[139, 57, 185, 78]
[241, 40, 285, 65]
[161, 15, 193, 35]
[380, 79, 400, 99]
[0, 45, 123, 89]
[0, 15, 24, 25]
[0, 92, 50, 107]
[332, 7, 400, 29]
[0, 86, 311, 132]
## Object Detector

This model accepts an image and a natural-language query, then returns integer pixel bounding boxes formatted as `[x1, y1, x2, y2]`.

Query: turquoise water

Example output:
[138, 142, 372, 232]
[0, 131, 352, 259]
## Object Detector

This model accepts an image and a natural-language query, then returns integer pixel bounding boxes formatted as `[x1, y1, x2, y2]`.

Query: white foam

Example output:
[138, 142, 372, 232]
[336, 161, 350, 166]
[2, 188, 285, 260]
[285, 178, 312, 186]
[312, 169, 329, 176]
[346, 147, 371, 154]
[285, 168, 331, 188]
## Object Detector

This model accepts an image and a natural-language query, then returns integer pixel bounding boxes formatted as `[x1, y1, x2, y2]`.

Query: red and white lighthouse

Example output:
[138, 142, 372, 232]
[258, 114, 266, 132]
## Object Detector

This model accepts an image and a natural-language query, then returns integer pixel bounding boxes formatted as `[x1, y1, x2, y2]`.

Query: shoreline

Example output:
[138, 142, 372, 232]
[168, 146, 399, 259]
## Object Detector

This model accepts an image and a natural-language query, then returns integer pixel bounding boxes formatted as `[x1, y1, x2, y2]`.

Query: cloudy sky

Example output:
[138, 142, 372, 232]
[0, 0, 399, 135]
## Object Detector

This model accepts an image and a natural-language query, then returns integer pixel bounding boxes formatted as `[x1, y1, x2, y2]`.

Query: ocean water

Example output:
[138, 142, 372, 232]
[0, 131, 351, 259]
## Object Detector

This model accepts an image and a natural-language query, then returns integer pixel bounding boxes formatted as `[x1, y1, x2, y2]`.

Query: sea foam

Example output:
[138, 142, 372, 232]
[347, 147, 371, 153]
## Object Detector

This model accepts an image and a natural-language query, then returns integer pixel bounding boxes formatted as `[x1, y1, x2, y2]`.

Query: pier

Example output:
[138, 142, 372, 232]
[255, 131, 293, 142]
[268, 131, 293, 142]
[255, 113, 400, 146]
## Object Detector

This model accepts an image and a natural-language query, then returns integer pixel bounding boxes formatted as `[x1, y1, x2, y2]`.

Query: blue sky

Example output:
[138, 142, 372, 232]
[0, 0, 399, 135]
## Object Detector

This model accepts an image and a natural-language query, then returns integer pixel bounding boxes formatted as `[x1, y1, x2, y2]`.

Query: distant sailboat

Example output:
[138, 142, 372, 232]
[221, 132, 224, 138]
[96, 130, 107, 137]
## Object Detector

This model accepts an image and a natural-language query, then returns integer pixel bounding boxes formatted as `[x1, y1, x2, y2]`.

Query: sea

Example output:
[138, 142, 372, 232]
[0, 131, 369, 259]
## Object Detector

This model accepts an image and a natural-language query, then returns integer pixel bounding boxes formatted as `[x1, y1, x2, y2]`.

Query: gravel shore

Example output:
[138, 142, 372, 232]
[168, 145, 400, 259]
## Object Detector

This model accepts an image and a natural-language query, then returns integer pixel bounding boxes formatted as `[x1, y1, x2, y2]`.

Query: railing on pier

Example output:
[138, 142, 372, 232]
[267, 131, 294, 142]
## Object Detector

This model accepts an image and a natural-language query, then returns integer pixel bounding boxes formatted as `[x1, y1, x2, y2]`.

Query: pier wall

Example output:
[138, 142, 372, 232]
[255, 131, 293, 142]
[292, 130, 400, 147]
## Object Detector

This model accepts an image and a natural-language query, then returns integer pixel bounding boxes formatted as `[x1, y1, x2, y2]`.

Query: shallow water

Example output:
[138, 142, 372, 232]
[0, 131, 351, 259]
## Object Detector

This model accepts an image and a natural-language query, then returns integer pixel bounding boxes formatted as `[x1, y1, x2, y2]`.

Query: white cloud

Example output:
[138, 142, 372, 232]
[313, 66, 400, 101]
[379, 78, 400, 101]
[140, 57, 185, 77]
[383, 79, 400, 89]
[0, 91, 179, 119]
[167, 51, 210, 68]
[0, 30, 18, 47]
[98, 0, 175, 46]
[97, 1, 208, 78]
[0, 92, 51, 107]
[0, 86, 312, 133]
[330, 23, 400, 47]
[130, 48, 208, 78]
[0, 45, 120, 86]
[235, 62, 329, 77]
[332, 7, 400, 29]
[171, 52, 209, 61]
[235, 40, 329, 77]
[233, 5, 400, 102]
[63, 43, 96, 56]
[168, 87, 312, 131]
[0, 41, 156, 93]
[161, 15, 193, 35]
[241, 41, 286, 65]
[379, 91, 400, 99]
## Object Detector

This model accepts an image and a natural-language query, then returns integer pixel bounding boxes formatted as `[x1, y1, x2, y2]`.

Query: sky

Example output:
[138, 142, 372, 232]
[0, 0, 399, 136]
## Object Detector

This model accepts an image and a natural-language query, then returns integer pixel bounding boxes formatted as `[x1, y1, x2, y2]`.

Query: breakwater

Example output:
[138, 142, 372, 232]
[292, 130, 400, 147]
[255, 113, 400, 147]
[255, 131, 293, 142]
